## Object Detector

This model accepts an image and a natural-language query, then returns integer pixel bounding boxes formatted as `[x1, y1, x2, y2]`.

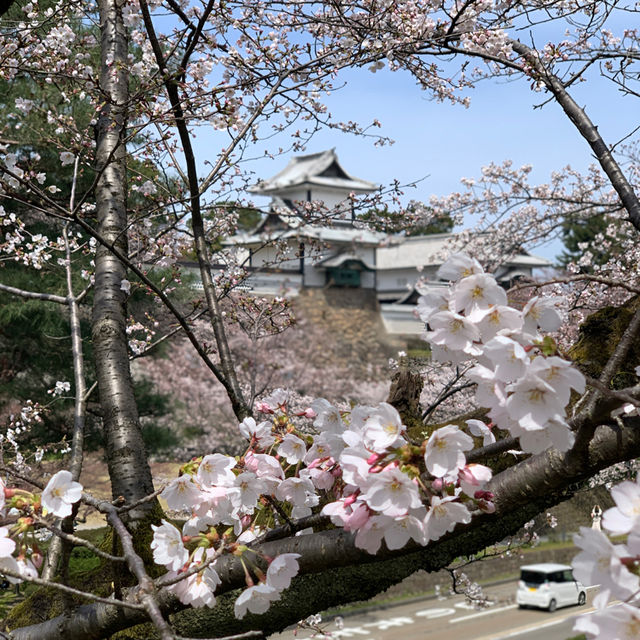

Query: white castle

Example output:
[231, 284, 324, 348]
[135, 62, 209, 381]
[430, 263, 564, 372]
[217, 149, 549, 333]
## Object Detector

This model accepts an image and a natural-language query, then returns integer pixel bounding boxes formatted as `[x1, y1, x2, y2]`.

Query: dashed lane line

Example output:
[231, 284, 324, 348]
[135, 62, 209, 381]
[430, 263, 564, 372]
[450, 604, 518, 624]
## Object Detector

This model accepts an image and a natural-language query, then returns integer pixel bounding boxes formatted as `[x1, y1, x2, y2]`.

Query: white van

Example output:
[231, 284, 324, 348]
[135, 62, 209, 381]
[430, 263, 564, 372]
[516, 563, 587, 612]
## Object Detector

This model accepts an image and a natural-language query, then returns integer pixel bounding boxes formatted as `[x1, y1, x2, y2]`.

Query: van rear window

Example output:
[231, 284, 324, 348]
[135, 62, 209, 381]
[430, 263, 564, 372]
[521, 570, 547, 584]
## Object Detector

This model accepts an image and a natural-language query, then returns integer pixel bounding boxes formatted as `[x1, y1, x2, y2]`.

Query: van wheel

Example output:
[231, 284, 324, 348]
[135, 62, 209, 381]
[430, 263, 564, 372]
[578, 592, 586, 606]
[548, 599, 557, 612]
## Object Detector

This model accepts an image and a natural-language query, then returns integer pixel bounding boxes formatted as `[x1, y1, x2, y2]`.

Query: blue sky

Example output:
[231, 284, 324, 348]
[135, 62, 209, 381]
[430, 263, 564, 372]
[195, 47, 637, 264]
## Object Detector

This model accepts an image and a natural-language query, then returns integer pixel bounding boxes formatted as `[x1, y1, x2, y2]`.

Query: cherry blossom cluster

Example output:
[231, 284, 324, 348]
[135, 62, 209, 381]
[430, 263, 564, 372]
[418, 252, 586, 454]
[572, 474, 640, 638]
[152, 382, 496, 616]
[0, 470, 82, 583]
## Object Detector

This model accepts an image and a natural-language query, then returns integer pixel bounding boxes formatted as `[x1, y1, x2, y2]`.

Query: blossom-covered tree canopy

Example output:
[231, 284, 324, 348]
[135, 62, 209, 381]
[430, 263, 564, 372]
[1, 1, 640, 639]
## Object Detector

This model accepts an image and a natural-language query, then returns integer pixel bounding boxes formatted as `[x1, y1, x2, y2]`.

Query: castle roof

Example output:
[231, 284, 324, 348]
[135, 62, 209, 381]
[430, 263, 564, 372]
[375, 233, 551, 270]
[249, 149, 377, 196]
[224, 224, 386, 248]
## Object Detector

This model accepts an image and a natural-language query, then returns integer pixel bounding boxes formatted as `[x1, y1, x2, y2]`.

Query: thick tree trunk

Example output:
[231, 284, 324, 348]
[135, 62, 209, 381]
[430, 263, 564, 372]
[92, 0, 155, 520]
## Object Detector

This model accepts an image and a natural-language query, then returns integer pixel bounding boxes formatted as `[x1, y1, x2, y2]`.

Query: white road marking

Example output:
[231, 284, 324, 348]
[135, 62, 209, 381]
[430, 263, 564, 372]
[414, 607, 457, 619]
[450, 604, 518, 623]
[330, 626, 373, 637]
[363, 617, 414, 630]
[455, 601, 477, 610]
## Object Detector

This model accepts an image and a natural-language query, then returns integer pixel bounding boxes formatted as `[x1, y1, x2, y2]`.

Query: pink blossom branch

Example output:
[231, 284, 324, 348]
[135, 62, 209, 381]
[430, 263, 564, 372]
[509, 275, 640, 296]
[508, 39, 640, 232]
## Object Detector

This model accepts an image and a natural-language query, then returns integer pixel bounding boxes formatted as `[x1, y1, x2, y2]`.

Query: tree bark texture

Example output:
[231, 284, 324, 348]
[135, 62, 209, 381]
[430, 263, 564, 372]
[92, 0, 155, 519]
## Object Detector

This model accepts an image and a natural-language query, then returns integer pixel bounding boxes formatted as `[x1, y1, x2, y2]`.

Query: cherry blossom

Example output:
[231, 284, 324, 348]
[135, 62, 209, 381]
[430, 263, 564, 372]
[161, 475, 202, 512]
[266, 553, 301, 590]
[232, 472, 265, 514]
[275, 477, 317, 508]
[572, 527, 639, 601]
[505, 373, 566, 428]
[574, 603, 640, 640]
[278, 433, 307, 464]
[4, 0, 640, 634]
[312, 399, 345, 434]
[528, 356, 586, 405]
[354, 515, 387, 554]
[196, 454, 237, 488]
[466, 419, 495, 446]
[457, 464, 492, 498]
[437, 253, 483, 281]
[424, 495, 472, 542]
[234, 584, 280, 619]
[0, 555, 22, 584]
[150, 520, 189, 571]
[425, 310, 481, 354]
[481, 336, 528, 383]
[238, 417, 276, 449]
[468, 305, 523, 341]
[512, 415, 575, 454]
[602, 478, 640, 535]
[169, 566, 220, 608]
[453, 273, 507, 314]
[41, 470, 83, 518]
[416, 290, 450, 323]
[360, 466, 422, 517]
[424, 425, 474, 477]
[362, 402, 407, 453]
[378, 513, 427, 550]
[522, 296, 565, 335]
[0, 527, 15, 558]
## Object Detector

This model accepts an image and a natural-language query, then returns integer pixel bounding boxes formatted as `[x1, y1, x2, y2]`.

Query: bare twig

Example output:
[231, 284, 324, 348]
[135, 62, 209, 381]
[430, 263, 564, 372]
[34, 516, 126, 563]
[0, 565, 144, 611]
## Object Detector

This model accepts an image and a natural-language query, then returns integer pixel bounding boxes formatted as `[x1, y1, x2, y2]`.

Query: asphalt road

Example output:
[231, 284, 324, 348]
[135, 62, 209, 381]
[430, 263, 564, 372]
[270, 581, 598, 640]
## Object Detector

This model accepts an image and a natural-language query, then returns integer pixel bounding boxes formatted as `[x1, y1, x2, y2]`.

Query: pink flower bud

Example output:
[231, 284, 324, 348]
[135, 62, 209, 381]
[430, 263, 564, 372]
[343, 491, 360, 507]
[477, 499, 495, 513]
[255, 402, 274, 414]
[458, 466, 477, 486]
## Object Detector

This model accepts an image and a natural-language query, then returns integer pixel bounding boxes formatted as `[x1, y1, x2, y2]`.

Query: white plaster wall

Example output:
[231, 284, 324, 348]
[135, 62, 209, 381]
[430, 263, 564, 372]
[250, 242, 301, 271]
[303, 262, 326, 287]
[376, 268, 421, 294]
[361, 270, 376, 289]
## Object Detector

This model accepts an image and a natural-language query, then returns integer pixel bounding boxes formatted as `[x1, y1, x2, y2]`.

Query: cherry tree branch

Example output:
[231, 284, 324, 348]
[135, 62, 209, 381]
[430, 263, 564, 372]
[509, 274, 640, 296]
[139, 0, 250, 420]
[9, 411, 640, 640]
[0, 283, 66, 304]
[507, 39, 640, 232]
